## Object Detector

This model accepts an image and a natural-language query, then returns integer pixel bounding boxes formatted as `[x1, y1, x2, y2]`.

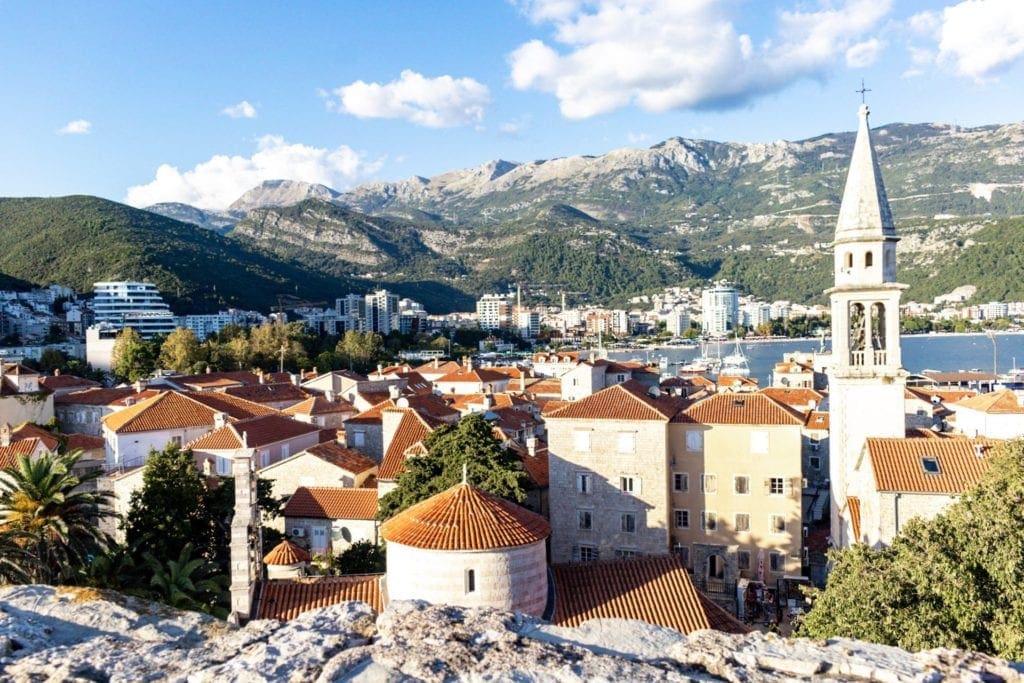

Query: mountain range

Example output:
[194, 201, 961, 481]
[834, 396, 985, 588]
[3, 118, 1023, 316]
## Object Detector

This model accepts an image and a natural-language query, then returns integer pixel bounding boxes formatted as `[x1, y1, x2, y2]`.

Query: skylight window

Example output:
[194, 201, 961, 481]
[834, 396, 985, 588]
[921, 457, 940, 474]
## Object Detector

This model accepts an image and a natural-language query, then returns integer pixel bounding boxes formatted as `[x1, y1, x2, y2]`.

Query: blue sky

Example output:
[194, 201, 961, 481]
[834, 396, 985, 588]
[1, 0, 1022, 210]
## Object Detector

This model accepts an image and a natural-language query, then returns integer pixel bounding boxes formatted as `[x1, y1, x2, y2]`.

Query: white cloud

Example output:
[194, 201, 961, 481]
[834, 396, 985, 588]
[124, 135, 382, 211]
[221, 100, 257, 119]
[846, 38, 884, 68]
[333, 69, 491, 128]
[935, 0, 1024, 79]
[627, 131, 651, 145]
[498, 116, 531, 136]
[57, 119, 92, 135]
[508, 0, 892, 119]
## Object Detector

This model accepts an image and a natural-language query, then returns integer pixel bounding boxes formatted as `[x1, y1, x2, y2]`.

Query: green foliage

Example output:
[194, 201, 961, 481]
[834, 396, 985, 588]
[336, 330, 385, 372]
[0, 450, 114, 584]
[144, 543, 228, 617]
[331, 540, 386, 575]
[378, 413, 531, 519]
[159, 328, 201, 372]
[797, 440, 1024, 659]
[111, 327, 160, 382]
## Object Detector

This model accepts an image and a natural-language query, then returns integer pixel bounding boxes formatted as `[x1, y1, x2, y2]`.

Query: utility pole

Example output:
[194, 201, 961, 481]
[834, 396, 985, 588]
[279, 344, 287, 374]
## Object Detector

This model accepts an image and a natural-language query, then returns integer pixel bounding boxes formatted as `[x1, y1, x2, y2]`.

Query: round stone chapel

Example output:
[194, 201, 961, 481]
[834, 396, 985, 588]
[381, 482, 550, 616]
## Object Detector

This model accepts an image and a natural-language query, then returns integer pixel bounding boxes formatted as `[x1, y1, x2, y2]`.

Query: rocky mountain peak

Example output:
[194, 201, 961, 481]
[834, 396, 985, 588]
[228, 179, 341, 213]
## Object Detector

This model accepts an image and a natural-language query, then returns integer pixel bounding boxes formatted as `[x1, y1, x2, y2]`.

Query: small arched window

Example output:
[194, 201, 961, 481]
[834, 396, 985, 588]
[845, 252, 853, 269]
[865, 251, 874, 267]
[466, 569, 476, 593]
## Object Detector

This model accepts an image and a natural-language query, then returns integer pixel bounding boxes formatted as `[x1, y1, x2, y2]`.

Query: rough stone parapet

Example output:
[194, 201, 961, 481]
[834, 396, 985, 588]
[1, 585, 1020, 682]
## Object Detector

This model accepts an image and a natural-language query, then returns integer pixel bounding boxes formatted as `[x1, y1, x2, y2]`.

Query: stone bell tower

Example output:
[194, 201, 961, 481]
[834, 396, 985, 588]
[827, 103, 908, 547]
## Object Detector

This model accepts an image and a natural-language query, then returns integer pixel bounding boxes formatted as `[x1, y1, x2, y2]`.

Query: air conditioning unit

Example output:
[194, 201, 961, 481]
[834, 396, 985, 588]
[291, 528, 305, 538]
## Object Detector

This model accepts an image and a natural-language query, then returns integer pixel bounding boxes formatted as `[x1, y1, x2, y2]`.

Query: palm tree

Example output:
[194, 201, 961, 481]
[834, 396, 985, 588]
[0, 450, 114, 584]
[144, 543, 227, 615]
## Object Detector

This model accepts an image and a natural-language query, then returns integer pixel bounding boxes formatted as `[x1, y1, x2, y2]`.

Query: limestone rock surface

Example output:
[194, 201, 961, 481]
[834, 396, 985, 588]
[1, 585, 1021, 683]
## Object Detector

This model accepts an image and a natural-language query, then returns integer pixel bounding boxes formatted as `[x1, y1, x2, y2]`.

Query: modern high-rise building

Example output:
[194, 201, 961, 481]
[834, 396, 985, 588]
[91, 281, 176, 339]
[700, 284, 739, 337]
[366, 289, 399, 335]
[476, 294, 512, 331]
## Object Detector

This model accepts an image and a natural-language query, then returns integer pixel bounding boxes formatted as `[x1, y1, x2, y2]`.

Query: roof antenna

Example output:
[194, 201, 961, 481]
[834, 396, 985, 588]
[462, 462, 468, 485]
[856, 78, 871, 104]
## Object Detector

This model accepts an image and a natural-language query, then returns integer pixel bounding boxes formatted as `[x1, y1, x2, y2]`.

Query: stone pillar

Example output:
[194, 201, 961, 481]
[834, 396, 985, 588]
[229, 450, 260, 623]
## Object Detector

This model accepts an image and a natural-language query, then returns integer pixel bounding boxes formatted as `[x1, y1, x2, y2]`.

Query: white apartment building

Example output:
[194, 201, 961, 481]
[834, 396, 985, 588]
[665, 309, 691, 336]
[92, 281, 176, 339]
[701, 285, 739, 337]
[477, 294, 512, 331]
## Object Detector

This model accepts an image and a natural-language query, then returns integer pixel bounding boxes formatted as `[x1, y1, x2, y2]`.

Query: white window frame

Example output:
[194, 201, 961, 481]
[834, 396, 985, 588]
[674, 508, 690, 529]
[577, 544, 598, 562]
[576, 472, 592, 494]
[577, 509, 593, 530]
[735, 512, 750, 532]
[620, 476, 640, 494]
[701, 474, 717, 494]
[672, 471, 689, 492]
[770, 514, 786, 535]
[768, 477, 785, 496]
[701, 510, 717, 532]
[734, 475, 750, 495]
[216, 456, 231, 476]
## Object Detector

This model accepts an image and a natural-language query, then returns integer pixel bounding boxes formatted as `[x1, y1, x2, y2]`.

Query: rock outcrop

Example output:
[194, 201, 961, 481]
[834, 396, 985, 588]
[1, 585, 1020, 682]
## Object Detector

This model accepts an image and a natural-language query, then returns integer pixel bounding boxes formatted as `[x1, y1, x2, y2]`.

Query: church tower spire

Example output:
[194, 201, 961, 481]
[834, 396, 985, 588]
[827, 101, 908, 548]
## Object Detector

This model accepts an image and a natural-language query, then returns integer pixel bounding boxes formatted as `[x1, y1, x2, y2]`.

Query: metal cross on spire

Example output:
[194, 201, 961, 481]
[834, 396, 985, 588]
[856, 78, 871, 104]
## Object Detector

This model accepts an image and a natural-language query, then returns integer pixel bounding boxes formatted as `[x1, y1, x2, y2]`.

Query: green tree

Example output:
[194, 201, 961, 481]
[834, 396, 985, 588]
[0, 450, 114, 584]
[336, 330, 384, 372]
[159, 327, 201, 372]
[111, 327, 158, 381]
[144, 543, 227, 616]
[123, 445, 219, 566]
[378, 413, 531, 519]
[797, 439, 1024, 659]
[331, 540, 386, 575]
[38, 348, 68, 373]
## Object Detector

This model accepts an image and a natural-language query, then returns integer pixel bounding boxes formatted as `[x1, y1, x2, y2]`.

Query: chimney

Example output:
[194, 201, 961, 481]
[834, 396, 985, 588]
[134, 379, 145, 394]
[258, 370, 265, 385]
[526, 436, 537, 457]
[206, 366, 212, 374]
[463, 356, 471, 370]
[0, 423, 11, 448]
[213, 411, 228, 429]
[388, 384, 401, 400]
[433, 358, 440, 369]
[974, 442, 986, 458]
[377, 363, 384, 376]
[482, 394, 493, 410]
[54, 368, 61, 377]
[325, 389, 336, 403]
[228, 453, 260, 624]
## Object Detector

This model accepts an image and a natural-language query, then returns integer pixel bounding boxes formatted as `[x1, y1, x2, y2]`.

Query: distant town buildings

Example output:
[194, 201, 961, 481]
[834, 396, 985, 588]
[92, 281, 177, 339]
[701, 284, 739, 337]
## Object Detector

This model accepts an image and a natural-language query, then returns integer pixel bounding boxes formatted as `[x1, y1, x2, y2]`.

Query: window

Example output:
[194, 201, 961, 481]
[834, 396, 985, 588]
[216, 456, 231, 476]
[573, 430, 591, 452]
[170, 435, 182, 448]
[750, 430, 769, 454]
[281, 444, 290, 459]
[769, 551, 784, 573]
[352, 431, 366, 448]
[809, 455, 821, 471]
[845, 252, 853, 269]
[674, 509, 690, 529]
[466, 569, 476, 593]
[576, 472, 592, 494]
[734, 476, 749, 494]
[737, 550, 751, 571]
[865, 251, 873, 267]
[614, 548, 638, 558]
[673, 543, 689, 567]
[672, 472, 689, 492]
[770, 515, 786, 534]
[260, 450, 270, 468]
[808, 437, 820, 451]
[921, 457, 940, 474]
[768, 477, 785, 495]
[577, 510, 593, 530]
[577, 545, 598, 562]
[617, 431, 635, 454]
[621, 513, 636, 533]
[685, 430, 703, 452]
[701, 511, 717, 531]
[701, 474, 717, 493]
[620, 476, 640, 494]
[735, 513, 750, 532]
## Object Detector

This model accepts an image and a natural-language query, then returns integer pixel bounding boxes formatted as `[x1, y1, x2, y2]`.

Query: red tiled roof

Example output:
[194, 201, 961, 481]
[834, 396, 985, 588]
[527, 378, 564, 396]
[55, 387, 150, 406]
[263, 539, 311, 565]
[11, 423, 60, 452]
[679, 393, 804, 425]
[303, 441, 376, 474]
[759, 387, 823, 409]
[39, 374, 100, 391]
[0, 439, 41, 469]
[905, 387, 977, 404]
[102, 392, 218, 433]
[257, 575, 383, 620]
[381, 483, 550, 550]
[545, 381, 686, 421]
[223, 382, 308, 405]
[63, 433, 105, 452]
[805, 411, 830, 430]
[436, 367, 510, 384]
[953, 390, 1024, 414]
[345, 398, 395, 425]
[378, 409, 435, 480]
[184, 391, 280, 419]
[715, 375, 759, 389]
[551, 555, 714, 634]
[282, 395, 354, 417]
[847, 496, 862, 542]
[866, 437, 1001, 493]
[413, 359, 463, 375]
[189, 414, 319, 450]
[283, 486, 379, 520]
[168, 370, 258, 388]
[514, 441, 549, 488]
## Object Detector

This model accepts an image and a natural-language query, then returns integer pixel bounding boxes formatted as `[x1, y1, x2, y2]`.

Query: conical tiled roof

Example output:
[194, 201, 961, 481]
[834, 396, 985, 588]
[381, 483, 550, 551]
[264, 539, 311, 565]
[835, 104, 896, 244]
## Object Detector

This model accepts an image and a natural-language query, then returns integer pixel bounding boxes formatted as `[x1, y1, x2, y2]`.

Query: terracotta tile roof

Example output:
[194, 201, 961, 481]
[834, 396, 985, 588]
[805, 411, 830, 430]
[773, 361, 813, 374]
[488, 366, 527, 379]
[101, 391, 219, 434]
[846, 496, 862, 542]
[551, 555, 714, 634]
[545, 381, 687, 421]
[413, 360, 463, 376]
[436, 367, 510, 384]
[513, 440, 549, 488]
[361, 475, 378, 489]
[759, 387, 823, 409]
[379, 409, 435, 480]
[283, 486, 379, 520]
[54, 387, 149, 406]
[698, 592, 752, 634]
[678, 393, 804, 426]
[263, 539, 311, 565]
[11, 423, 60, 452]
[303, 441, 376, 474]
[368, 364, 414, 379]
[381, 483, 550, 550]
[533, 352, 579, 363]
[345, 399, 395, 425]
[189, 414, 319, 450]
[167, 370, 258, 389]
[953, 390, 1024, 414]
[905, 387, 977, 404]
[292, 394, 355, 416]
[526, 378, 563, 396]
[257, 575, 383, 620]
[184, 390, 279, 419]
[866, 437, 1001, 494]
[445, 392, 531, 412]
[0, 439, 42, 469]
[39, 374, 100, 391]
[715, 375, 759, 390]
[223, 382, 308, 405]
[394, 371, 433, 394]
[905, 427, 946, 438]
[63, 433, 105, 452]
